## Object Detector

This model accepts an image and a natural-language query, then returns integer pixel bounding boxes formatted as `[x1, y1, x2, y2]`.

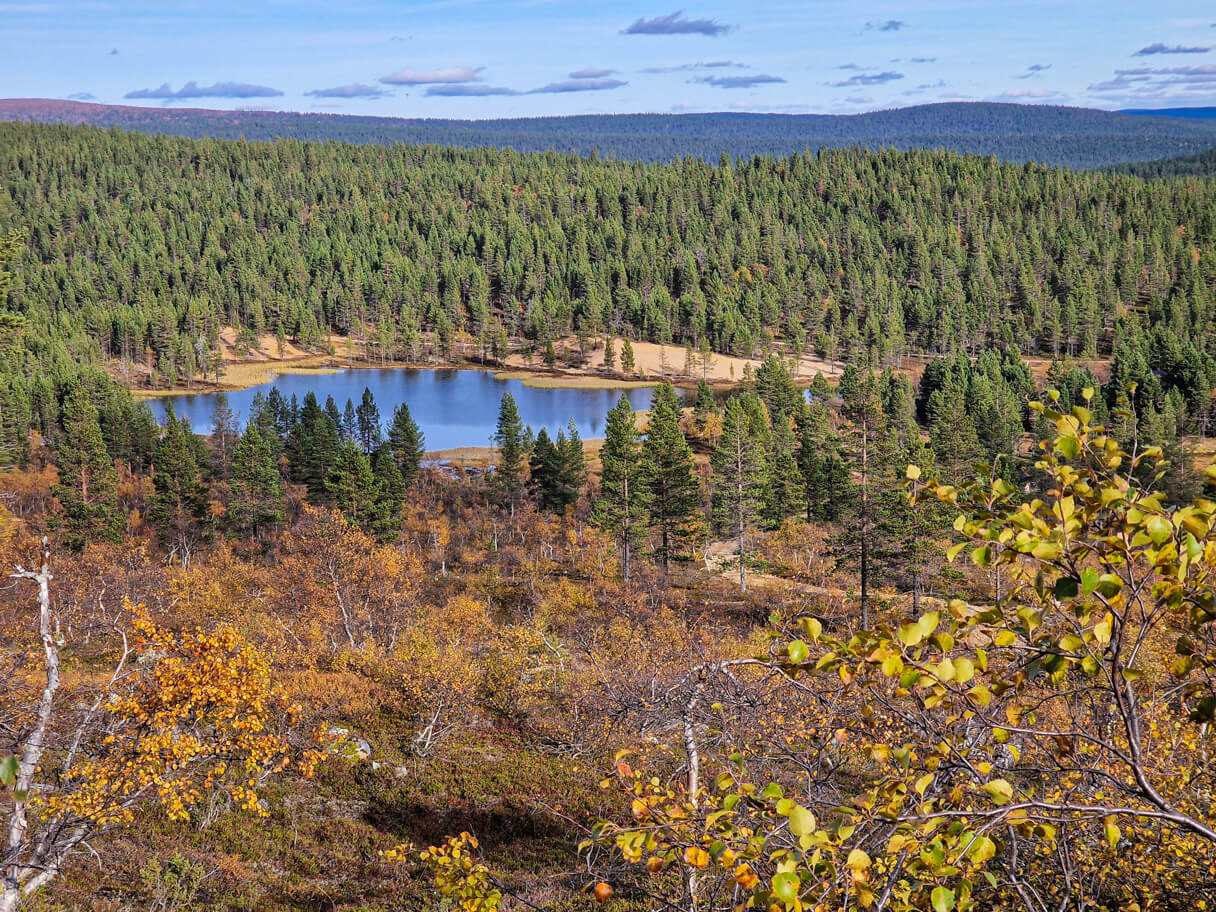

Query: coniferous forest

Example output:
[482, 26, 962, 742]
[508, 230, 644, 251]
[3, 117, 1216, 912]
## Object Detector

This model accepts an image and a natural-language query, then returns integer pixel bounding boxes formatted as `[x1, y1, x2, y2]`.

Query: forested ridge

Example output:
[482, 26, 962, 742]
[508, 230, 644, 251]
[1110, 145, 1216, 178]
[3, 120, 1216, 453]
[6, 99, 1216, 167]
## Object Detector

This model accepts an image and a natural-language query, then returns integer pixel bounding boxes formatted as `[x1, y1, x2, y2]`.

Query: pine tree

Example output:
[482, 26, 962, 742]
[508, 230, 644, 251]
[620, 338, 636, 374]
[830, 367, 894, 627]
[355, 386, 382, 453]
[147, 411, 213, 564]
[51, 382, 122, 549]
[492, 392, 526, 510]
[594, 395, 648, 582]
[387, 402, 426, 488]
[640, 382, 702, 567]
[603, 337, 616, 372]
[227, 424, 285, 539]
[711, 397, 765, 591]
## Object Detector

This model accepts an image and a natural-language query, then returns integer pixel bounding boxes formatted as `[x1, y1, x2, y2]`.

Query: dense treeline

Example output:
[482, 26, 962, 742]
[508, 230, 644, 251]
[3, 121, 1216, 442]
[6, 100, 1216, 167]
[1110, 145, 1216, 178]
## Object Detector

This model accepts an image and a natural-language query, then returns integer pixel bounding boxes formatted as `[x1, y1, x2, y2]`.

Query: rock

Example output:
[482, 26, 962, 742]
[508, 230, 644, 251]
[326, 726, 372, 761]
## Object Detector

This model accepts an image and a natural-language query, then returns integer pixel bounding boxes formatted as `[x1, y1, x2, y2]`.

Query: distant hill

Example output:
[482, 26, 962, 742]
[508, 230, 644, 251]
[1108, 145, 1216, 178]
[5, 98, 1216, 168]
[1121, 107, 1216, 120]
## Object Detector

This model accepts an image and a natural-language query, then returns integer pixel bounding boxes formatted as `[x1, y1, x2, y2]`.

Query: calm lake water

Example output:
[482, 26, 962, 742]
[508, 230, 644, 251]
[146, 368, 656, 451]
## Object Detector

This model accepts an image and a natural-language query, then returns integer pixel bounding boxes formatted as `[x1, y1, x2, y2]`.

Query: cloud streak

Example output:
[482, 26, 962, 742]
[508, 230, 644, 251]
[695, 73, 785, 88]
[125, 81, 283, 100]
[569, 67, 615, 78]
[641, 60, 747, 73]
[424, 84, 518, 96]
[829, 70, 903, 87]
[306, 83, 391, 98]
[1017, 63, 1052, 79]
[865, 20, 905, 32]
[530, 77, 627, 93]
[380, 66, 483, 85]
[1087, 63, 1216, 101]
[623, 10, 731, 37]
[1133, 42, 1210, 55]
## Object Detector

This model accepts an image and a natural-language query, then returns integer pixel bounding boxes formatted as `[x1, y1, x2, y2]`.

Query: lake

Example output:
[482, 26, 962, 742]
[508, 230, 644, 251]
[146, 368, 656, 451]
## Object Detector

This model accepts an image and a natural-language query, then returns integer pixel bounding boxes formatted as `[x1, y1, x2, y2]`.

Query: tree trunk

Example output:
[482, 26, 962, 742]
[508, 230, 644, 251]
[5, 540, 58, 912]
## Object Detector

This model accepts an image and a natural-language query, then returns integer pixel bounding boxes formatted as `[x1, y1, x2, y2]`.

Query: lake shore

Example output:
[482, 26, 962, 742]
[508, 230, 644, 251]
[122, 330, 845, 397]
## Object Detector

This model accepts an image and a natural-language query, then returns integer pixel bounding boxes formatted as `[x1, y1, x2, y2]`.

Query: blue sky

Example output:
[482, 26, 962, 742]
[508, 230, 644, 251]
[2, 1, 1215, 118]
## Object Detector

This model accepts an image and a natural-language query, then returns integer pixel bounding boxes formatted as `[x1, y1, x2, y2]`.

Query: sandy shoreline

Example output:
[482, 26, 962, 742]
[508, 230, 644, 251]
[123, 330, 843, 398]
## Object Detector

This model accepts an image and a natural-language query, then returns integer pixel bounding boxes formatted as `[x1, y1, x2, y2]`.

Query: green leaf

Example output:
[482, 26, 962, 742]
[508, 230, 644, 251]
[786, 639, 809, 665]
[969, 835, 996, 863]
[845, 849, 871, 871]
[0, 755, 17, 787]
[981, 779, 1014, 806]
[788, 804, 816, 837]
[771, 873, 800, 904]
[932, 886, 956, 912]
[1031, 540, 1061, 560]
[1053, 577, 1078, 599]
[1103, 817, 1120, 849]
[1093, 613, 1112, 646]
[1080, 567, 1100, 595]
[898, 623, 923, 648]
[1146, 515, 1173, 545]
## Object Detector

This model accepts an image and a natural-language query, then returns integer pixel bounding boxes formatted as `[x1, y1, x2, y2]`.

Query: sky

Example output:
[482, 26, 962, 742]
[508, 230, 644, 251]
[2, 1, 1215, 119]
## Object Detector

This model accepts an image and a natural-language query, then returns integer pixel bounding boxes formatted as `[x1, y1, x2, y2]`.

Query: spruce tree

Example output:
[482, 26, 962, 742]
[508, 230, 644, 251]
[640, 382, 702, 568]
[227, 424, 285, 539]
[527, 428, 564, 511]
[324, 395, 343, 436]
[560, 418, 587, 499]
[593, 395, 648, 582]
[209, 391, 239, 480]
[326, 440, 378, 529]
[147, 410, 213, 563]
[355, 386, 382, 452]
[288, 392, 339, 500]
[763, 412, 806, 527]
[341, 398, 358, 443]
[603, 337, 616, 371]
[796, 401, 840, 521]
[387, 402, 426, 488]
[492, 392, 526, 510]
[52, 383, 122, 549]
[371, 446, 406, 540]
[711, 397, 764, 591]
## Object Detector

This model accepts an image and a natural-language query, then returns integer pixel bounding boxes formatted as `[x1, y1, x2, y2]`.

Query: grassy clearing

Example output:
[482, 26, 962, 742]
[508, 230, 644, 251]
[493, 371, 655, 390]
